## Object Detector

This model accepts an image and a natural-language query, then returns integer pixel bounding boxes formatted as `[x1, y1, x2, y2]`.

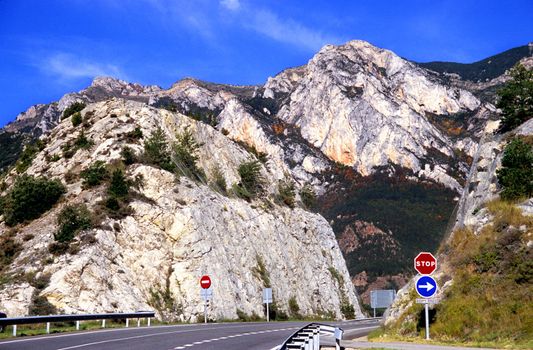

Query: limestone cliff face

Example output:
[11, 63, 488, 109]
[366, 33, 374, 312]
[0, 99, 362, 321]
[264, 40, 490, 191]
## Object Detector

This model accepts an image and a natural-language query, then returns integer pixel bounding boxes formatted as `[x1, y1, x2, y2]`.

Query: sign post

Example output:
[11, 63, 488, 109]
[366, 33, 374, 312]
[263, 288, 272, 322]
[200, 275, 212, 324]
[414, 252, 438, 341]
[370, 289, 396, 317]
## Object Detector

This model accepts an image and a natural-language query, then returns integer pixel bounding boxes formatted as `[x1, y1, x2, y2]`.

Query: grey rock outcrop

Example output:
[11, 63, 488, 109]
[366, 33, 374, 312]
[0, 99, 362, 321]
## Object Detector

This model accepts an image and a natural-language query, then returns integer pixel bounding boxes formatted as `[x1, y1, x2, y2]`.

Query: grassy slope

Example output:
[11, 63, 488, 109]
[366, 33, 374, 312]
[374, 199, 532, 348]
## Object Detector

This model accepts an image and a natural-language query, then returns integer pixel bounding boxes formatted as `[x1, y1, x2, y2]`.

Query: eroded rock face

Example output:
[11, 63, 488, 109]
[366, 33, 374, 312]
[269, 41, 483, 191]
[0, 99, 362, 320]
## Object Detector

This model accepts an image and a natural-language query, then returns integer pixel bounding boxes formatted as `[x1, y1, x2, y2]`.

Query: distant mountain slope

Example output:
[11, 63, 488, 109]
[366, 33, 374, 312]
[418, 44, 532, 82]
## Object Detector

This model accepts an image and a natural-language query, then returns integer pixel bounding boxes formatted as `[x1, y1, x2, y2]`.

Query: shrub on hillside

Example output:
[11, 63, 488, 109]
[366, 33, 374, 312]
[2, 175, 65, 226]
[277, 179, 296, 208]
[496, 138, 533, 200]
[62, 102, 86, 120]
[54, 204, 92, 243]
[121, 146, 137, 165]
[80, 161, 108, 188]
[73, 131, 93, 149]
[172, 127, 205, 181]
[71, 112, 82, 127]
[108, 169, 129, 198]
[143, 127, 175, 172]
[234, 160, 264, 200]
[0, 230, 21, 270]
[497, 64, 533, 132]
[15, 140, 44, 173]
[210, 165, 227, 193]
[300, 184, 316, 209]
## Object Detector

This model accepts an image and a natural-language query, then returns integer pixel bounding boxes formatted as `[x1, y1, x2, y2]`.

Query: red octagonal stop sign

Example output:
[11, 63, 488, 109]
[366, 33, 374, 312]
[414, 252, 437, 275]
[200, 275, 211, 289]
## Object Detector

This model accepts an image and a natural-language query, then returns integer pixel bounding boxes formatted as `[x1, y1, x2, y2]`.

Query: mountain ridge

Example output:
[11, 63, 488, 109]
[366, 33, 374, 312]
[1, 39, 530, 312]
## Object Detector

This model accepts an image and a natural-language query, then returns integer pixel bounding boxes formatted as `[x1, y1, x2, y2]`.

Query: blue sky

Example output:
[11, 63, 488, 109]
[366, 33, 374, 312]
[1, 0, 532, 127]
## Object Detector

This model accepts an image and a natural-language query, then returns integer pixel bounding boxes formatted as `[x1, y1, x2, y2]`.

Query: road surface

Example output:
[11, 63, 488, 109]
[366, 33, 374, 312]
[0, 319, 380, 350]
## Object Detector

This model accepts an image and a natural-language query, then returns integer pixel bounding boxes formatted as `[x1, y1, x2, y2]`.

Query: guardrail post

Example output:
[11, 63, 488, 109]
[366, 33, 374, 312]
[12, 325, 16, 337]
[46, 322, 50, 334]
[102, 319, 106, 328]
[126, 318, 129, 328]
[76, 320, 80, 331]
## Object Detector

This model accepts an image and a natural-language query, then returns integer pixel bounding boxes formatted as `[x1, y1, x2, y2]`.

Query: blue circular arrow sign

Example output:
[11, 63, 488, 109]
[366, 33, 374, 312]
[416, 276, 438, 298]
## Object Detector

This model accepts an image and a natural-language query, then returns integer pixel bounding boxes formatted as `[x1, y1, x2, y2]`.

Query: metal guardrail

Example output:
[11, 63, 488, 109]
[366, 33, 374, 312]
[0, 311, 155, 337]
[279, 323, 343, 350]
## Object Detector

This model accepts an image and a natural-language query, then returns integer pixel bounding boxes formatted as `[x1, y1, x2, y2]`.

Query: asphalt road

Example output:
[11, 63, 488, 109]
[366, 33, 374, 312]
[0, 319, 380, 350]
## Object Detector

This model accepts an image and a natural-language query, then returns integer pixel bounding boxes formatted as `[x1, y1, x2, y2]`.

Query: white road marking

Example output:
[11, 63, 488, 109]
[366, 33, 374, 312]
[53, 324, 273, 350]
[172, 327, 298, 349]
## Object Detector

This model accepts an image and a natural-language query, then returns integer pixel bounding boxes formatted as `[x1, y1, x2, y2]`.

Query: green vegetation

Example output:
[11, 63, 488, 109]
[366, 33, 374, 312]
[2, 175, 65, 226]
[418, 44, 530, 82]
[380, 200, 532, 347]
[62, 132, 94, 158]
[143, 127, 175, 172]
[327, 267, 356, 319]
[277, 179, 295, 208]
[148, 267, 183, 322]
[108, 169, 129, 198]
[497, 64, 533, 132]
[300, 184, 316, 209]
[0, 230, 21, 271]
[28, 273, 57, 316]
[210, 165, 227, 193]
[252, 255, 271, 288]
[321, 172, 455, 279]
[172, 127, 205, 181]
[54, 204, 92, 243]
[80, 161, 108, 188]
[62, 102, 86, 120]
[71, 112, 82, 127]
[496, 138, 533, 200]
[233, 160, 264, 200]
[0, 132, 24, 173]
[236, 309, 261, 322]
[126, 126, 143, 140]
[15, 141, 43, 173]
[288, 296, 300, 317]
[121, 146, 137, 165]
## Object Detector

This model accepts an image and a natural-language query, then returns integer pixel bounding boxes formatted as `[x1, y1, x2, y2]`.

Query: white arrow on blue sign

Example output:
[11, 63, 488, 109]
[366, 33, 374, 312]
[416, 276, 438, 298]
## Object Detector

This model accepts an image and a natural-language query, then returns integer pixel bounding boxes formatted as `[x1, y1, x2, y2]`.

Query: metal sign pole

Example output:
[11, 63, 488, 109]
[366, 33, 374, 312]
[204, 298, 207, 324]
[425, 303, 430, 340]
[266, 301, 269, 322]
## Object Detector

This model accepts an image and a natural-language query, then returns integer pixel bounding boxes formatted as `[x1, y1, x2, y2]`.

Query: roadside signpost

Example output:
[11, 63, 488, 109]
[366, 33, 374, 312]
[370, 289, 396, 317]
[263, 288, 272, 322]
[200, 275, 212, 324]
[414, 252, 437, 275]
[414, 252, 438, 340]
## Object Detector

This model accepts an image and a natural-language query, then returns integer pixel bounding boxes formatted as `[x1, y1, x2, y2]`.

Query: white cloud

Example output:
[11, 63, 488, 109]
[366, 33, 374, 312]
[220, 0, 240, 11]
[41, 53, 126, 81]
[246, 9, 342, 51]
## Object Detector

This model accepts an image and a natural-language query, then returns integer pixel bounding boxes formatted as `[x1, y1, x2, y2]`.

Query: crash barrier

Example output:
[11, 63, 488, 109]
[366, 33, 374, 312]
[0, 311, 155, 337]
[279, 323, 343, 350]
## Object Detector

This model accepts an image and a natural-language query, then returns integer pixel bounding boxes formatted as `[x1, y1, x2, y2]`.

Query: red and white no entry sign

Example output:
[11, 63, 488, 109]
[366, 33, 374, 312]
[200, 275, 211, 289]
[414, 252, 437, 275]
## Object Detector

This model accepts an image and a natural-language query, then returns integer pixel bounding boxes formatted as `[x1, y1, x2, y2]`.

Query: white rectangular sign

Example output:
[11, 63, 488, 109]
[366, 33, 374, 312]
[370, 289, 396, 309]
[201, 287, 213, 301]
[262, 288, 272, 304]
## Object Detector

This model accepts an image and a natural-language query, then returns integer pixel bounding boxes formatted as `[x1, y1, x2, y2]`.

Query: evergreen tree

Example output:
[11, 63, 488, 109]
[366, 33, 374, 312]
[497, 64, 533, 132]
